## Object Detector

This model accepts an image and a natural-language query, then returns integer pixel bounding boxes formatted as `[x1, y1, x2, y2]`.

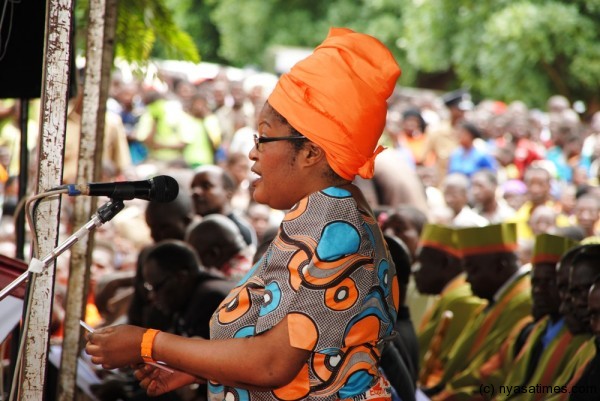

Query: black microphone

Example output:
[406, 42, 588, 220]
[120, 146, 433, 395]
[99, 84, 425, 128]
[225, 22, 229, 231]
[65, 175, 179, 202]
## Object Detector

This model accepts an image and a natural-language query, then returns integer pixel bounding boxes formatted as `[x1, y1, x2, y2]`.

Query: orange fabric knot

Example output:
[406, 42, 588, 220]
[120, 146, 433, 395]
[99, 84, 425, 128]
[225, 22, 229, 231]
[357, 145, 385, 179]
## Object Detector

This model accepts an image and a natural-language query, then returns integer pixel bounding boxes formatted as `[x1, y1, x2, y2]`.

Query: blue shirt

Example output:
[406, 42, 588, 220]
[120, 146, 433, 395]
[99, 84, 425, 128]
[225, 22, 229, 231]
[448, 146, 497, 177]
[546, 146, 591, 183]
[541, 317, 564, 350]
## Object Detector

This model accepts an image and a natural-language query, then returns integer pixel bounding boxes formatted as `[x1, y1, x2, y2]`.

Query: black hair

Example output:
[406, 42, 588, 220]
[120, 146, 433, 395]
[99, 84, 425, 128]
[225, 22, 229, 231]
[402, 108, 427, 132]
[460, 121, 482, 139]
[145, 190, 193, 220]
[144, 240, 199, 274]
[575, 185, 592, 199]
[557, 244, 585, 273]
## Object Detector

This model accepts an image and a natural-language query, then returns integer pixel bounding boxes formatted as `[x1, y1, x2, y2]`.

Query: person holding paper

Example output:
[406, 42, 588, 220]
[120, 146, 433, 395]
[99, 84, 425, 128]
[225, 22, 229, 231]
[86, 27, 402, 401]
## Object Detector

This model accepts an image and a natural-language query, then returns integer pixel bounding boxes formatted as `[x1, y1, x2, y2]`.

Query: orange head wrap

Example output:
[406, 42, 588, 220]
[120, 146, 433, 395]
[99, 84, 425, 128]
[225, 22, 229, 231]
[267, 27, 401, 180]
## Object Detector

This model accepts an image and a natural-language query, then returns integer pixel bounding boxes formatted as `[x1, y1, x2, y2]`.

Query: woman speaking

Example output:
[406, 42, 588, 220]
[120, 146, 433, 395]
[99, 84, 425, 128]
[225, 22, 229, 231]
[86, 27, 401, 401]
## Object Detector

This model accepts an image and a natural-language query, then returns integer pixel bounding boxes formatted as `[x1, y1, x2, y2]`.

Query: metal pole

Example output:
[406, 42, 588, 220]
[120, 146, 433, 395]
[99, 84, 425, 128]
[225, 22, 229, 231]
[18, 0, 75, 398]
[7, 97, 30, 399]
[0, 201, 125, 303]
[58, 0, 118, 398]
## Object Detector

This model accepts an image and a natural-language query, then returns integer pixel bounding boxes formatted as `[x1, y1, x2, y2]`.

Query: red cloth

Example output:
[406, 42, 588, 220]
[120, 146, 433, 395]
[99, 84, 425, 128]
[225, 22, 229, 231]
[0, 255, 27, 299]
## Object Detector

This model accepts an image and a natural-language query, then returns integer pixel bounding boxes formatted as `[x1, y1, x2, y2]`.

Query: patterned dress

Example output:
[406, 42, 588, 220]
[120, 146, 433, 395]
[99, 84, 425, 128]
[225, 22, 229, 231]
[209, 186, 400, 401]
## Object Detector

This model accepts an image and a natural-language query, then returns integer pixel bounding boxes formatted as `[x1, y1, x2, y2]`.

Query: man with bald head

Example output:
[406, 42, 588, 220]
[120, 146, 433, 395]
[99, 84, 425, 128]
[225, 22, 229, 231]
[186, 214, 253, 281]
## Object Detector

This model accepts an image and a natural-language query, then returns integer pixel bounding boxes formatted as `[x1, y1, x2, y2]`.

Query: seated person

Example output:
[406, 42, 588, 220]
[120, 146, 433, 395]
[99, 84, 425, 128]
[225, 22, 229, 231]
[139, 240, 235, 401]
[141, 240, 235, 339]
[415, 224, 485, 388]
[185, 214, 254, 281]
[427, 223, 532, 399]
[190, 165, 257, 247]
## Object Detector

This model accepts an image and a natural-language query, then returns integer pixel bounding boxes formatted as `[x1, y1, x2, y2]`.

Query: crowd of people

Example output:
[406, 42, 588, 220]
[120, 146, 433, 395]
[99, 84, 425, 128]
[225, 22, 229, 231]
[0, 25, 600, 401]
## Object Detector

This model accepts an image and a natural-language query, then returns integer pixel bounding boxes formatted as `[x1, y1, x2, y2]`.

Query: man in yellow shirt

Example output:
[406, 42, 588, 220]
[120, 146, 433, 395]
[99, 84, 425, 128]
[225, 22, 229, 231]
[415, 224, 485, 387]
[435, 233, 579, 401]
[425, 223, 532, 400]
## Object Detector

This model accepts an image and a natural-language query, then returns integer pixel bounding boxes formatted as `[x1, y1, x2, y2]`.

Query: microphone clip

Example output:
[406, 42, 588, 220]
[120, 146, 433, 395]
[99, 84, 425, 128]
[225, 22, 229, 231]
[96, 199, 125, 223]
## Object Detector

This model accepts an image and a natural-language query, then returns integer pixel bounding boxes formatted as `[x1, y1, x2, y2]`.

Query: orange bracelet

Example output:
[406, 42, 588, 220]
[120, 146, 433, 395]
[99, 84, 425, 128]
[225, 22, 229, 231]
[141, 329, 160, 363]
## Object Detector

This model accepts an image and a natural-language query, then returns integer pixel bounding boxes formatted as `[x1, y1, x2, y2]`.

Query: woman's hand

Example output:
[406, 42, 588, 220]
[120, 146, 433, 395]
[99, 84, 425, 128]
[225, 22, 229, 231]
[85, 325, 146, 369]
[134, 364, 202, 396]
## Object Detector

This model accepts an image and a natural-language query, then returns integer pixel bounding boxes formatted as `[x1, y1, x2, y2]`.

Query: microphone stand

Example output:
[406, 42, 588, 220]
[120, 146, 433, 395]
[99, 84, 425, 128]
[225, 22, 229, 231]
[0, 199, 125, 302]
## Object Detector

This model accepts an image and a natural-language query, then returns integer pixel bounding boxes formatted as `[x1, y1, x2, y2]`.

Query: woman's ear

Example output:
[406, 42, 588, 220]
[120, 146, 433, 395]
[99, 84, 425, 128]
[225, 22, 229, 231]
[300, 142, 327, 167]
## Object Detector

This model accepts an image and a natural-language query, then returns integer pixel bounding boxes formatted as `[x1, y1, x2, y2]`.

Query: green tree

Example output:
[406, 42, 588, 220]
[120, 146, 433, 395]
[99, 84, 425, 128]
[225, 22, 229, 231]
[207, 0, 326, 66]
[164, 0, 225, 63]
[76, 0, 200, 63]
[402, 0, 600, 109]
[204, 0, 600, 110]
[207, 0, 415, 81]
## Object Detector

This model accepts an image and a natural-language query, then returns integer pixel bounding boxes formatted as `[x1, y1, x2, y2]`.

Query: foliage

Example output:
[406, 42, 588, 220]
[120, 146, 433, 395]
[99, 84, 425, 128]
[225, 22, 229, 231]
[75, 0, 600, 109]
[323, 0, 416, 84]
[75, 0, 199, 64]
[207, 0, 415, 82]
[207, 0, 325, 67]
[475, 2, 600, 106]
[163, 0, 224, 63]
[402, 0, 600, 108]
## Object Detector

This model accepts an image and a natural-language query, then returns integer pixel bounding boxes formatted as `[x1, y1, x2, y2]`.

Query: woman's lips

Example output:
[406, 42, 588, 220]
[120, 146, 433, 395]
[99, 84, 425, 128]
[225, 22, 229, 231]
[250, 170, 262, 186]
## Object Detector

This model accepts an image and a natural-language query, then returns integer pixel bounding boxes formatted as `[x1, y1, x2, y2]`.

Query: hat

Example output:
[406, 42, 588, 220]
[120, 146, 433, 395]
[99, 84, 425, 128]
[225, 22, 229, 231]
[419, 224, 461, 258]
[455, 223, 518, 256]
[268, 27, 401, 180]
[531, 233, 579, 265]
[442, 89, 473, 111]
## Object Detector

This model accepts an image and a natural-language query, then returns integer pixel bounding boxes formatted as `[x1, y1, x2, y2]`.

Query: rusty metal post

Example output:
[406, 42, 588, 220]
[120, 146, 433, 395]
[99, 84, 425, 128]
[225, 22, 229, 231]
[57, 0, 117, 398]
[18, 0, 75, 398]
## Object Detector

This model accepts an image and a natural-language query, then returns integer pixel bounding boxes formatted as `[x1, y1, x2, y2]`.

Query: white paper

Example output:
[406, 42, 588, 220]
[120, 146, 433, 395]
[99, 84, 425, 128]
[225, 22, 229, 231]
[416, 388, 431, 401]
[0, 295, 24, 342]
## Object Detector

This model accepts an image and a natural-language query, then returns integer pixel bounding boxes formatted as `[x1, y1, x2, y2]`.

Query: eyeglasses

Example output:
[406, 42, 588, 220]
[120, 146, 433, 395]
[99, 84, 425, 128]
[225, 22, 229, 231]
[143, 275, 174, 293]
[253, 134, 306, 152]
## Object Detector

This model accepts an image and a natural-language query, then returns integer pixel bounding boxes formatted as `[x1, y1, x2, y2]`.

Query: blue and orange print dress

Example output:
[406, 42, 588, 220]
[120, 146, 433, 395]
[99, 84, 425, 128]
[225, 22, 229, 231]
[209, 186, 400, 401]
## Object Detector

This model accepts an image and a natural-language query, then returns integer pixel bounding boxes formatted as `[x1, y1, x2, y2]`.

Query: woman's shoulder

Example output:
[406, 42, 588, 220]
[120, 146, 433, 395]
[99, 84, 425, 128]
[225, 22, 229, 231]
[283, 186, 364, 222]
[278, 186, 373, 249]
